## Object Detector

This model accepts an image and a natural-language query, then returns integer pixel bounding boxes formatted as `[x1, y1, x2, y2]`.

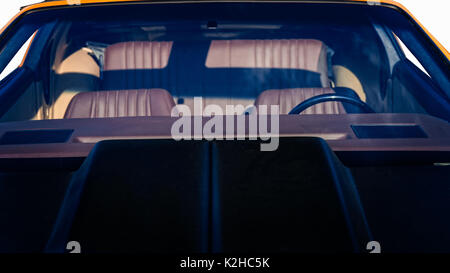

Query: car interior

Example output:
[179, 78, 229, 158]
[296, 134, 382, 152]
[0, 2, 449, 253]
[4, 36, 374, 120]
[2, 4, 449, 122]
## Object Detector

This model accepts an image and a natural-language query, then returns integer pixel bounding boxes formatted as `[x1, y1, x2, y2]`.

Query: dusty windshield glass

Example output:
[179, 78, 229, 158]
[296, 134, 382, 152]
[0, 2, 448, 122]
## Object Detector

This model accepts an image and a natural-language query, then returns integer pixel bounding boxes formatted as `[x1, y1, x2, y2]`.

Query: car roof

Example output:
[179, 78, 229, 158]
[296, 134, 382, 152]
[1, 0, 449, 61]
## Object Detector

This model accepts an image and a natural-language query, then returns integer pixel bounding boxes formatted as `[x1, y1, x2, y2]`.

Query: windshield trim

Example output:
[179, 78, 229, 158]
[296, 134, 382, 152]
[1, 0, 448, 61]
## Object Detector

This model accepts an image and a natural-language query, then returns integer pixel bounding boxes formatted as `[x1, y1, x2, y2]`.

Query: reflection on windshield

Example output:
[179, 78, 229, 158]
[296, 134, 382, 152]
[0, 2, 448, 123]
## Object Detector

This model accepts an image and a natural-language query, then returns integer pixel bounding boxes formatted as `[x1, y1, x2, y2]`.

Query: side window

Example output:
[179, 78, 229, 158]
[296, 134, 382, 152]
[394, 34, 430, 77]
[0, 32, 35, 81]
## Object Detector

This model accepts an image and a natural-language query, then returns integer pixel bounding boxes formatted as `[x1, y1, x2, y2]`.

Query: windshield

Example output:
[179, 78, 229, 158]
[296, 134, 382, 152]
[0, 2, 448, 125]
[1, 1, 450, 255]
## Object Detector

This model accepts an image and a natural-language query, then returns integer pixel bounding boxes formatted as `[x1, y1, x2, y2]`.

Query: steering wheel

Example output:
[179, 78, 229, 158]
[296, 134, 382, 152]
[288, 93, 375, 115]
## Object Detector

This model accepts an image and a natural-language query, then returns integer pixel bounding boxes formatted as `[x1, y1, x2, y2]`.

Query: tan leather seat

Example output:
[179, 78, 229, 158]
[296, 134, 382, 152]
[64, 89, 176, 119]
[104, 41, 173, 71]
[63, 41, 177, 119]
[102, 41, 173, 91]
[254, 88, 346, 115]
[206, 39, 330, 87]
[177, 39, 331, 115]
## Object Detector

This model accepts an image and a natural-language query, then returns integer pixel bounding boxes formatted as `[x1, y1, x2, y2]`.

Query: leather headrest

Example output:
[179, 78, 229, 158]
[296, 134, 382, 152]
[64, 89, 176, 118]
[104, 41, 173, 71]
[206, 39, 330, 87]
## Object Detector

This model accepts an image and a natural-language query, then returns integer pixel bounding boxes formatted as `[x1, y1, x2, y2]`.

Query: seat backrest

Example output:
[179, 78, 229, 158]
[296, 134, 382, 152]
[255, 88, 347, 115]
[212, 138, 372, 252]
[102, 41, 173, 90]
[206, 39, 330, 87]
[178, 39, 331, 114]
[64, 89, 176, 119]
[46, 139, 371, 253]
[99, 39, 330, 115]
[46, 140, 210, 253]
[104, 41, 173, 71]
